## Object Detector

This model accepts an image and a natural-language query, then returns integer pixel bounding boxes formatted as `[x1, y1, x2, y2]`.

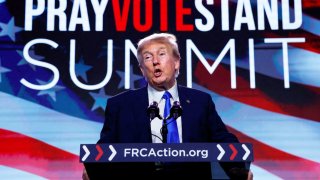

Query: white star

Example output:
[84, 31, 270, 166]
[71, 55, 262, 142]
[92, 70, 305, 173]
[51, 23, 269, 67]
[0, 58, 11, 83]
[116, 65, 143, 89]
[36, 79, 65, 101]
[0, 17, 23, 41]
[89, 88, 109, 111]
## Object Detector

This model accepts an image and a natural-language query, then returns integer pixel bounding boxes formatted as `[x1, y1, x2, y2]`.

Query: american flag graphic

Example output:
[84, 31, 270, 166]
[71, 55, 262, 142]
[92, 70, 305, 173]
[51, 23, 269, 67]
[0, 0, 319, 179]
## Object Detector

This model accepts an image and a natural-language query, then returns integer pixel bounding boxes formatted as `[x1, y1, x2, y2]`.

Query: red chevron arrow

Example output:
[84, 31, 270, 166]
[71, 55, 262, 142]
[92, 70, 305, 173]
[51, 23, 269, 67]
[95, 144, 103, 161]
[229, 144, 238, 160]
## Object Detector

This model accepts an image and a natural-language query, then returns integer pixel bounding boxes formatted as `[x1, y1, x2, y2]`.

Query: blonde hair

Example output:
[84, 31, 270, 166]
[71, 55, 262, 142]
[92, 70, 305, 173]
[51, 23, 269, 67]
[137, 33, 181, 64]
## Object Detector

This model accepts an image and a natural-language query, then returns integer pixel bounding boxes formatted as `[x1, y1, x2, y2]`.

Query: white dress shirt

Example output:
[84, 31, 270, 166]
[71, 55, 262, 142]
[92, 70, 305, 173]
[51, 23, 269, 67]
[148, 82, 182, 143]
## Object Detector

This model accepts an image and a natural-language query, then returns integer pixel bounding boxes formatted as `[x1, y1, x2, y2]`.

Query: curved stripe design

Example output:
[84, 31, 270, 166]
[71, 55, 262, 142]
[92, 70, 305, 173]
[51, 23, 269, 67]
[194, 62, 320, 122]
[0, 129, 83, 179]
[0, 165, 46, 180]
[0, 92, 101, 154]
[193, 83, 320, 179]
[249, 164, 282, 180]
[193, 83, 320, 163]
[228, 127, 320, 180]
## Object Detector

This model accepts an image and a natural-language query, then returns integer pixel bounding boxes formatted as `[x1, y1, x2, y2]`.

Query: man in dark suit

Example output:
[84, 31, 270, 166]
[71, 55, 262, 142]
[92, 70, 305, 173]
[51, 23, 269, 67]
[84, 33, 252, 179]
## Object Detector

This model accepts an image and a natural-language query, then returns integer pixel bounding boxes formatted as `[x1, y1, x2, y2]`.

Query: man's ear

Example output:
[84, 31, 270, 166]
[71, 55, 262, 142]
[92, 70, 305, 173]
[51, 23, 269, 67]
[175, 58, 180, 71]
[139, 64, 145, 76]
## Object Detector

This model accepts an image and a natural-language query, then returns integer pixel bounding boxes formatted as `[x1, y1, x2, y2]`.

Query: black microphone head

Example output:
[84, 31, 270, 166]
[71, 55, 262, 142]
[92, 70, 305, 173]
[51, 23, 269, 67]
[147, 101, 161, 120]
[170, 101, 183, 119]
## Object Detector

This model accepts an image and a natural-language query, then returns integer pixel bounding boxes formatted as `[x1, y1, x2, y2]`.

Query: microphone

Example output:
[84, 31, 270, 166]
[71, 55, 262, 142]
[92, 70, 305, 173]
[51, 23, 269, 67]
[147, 101, 162, 120]
[169, 101, 183, 119]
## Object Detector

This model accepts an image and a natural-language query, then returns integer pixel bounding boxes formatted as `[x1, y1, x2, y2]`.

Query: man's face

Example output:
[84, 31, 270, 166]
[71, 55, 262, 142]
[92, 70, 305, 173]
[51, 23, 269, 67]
[139, 42, 180, 90]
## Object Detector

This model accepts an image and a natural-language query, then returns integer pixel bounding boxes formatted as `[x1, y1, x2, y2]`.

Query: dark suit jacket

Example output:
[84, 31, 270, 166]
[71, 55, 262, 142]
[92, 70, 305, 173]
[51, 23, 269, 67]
[85, 85, 245, 179]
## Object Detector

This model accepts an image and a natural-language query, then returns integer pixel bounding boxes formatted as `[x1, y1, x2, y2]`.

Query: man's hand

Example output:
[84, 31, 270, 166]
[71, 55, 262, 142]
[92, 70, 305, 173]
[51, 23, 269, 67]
[228, 167, 253, 180]
[82, 167, 90, 180]
[247, 170, 253, 180]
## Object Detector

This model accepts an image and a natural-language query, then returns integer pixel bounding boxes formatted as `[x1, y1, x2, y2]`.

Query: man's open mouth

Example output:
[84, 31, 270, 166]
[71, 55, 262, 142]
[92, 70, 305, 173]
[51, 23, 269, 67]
[154, 69, 162, 77]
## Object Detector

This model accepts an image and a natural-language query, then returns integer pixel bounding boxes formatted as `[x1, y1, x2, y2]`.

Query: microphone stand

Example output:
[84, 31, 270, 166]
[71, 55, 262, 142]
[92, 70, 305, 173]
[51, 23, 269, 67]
[161, 101, 183, 143]
[161, 117, 168, 143]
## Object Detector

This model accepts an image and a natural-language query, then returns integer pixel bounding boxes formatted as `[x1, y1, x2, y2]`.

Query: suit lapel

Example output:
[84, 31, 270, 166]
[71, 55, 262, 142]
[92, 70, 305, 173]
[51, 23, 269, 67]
[132, 86, 152, 143]
[178, 86, 193, 142]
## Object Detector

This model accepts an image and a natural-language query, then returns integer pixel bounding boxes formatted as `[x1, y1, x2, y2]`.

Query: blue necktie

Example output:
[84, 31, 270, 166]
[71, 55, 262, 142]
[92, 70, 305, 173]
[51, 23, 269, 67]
[162, 91, 180, 143]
